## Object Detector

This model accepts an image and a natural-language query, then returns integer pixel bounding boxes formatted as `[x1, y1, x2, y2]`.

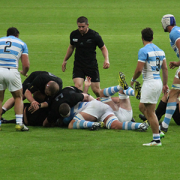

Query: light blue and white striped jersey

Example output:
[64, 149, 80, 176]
[138, 43, 166, 81]
[63, 101, 89, 125]
[169, 26, 180, 59]
[0, 35, 28, 68]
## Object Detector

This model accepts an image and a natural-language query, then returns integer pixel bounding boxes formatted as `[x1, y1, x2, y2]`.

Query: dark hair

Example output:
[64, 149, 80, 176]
[59, 103, 70, 117]
[77, 16, 88, 24]
[7, 27, 19, 37]
[141, 28, 153, 42]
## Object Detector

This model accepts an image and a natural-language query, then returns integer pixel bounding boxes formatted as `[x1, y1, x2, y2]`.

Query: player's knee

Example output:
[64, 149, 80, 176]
[105, 115, 119, 129]
[92, 89, 100, 97]
[68, 120, 75, 129]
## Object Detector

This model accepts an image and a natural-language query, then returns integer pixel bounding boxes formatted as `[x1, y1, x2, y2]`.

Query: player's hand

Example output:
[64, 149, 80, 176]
[130, 81, 135, 88]
[62, 61, 67, 72]
[84, 76, 91, 87]
[169, 61, 180, 69]
[19, 70, 28, 77]
[103, 60, 110, 69]
[28, 101, 39, 113]
[162, 85, 169, 94]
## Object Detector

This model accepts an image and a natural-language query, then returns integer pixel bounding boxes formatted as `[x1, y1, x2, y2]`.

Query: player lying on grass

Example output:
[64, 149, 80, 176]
[60, 100, 149, 131]
[98, 74, 141, 123]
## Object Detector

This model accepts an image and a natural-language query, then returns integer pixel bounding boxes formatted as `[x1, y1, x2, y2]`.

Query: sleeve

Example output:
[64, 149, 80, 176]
[70, 31, 75, 46]
[95, 32, 104, 48]
[69, 93, 84, 107]
[22, 42, 28, 54]
[27, 77, 40, 93]
[138, 48, 147, 63]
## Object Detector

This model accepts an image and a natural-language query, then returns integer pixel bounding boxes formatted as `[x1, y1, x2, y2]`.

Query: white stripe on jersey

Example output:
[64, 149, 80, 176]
[0, 45, 22, 52]
[148, 51, 165, 57]
[0, 37, 25, 46]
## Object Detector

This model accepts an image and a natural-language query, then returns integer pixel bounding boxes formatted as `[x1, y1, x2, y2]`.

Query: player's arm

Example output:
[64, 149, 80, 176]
[20, 54, 30, 77]
[169, 39, 180, 68]
[131, 61, 144, 87]
[62, 44, 75, 72]
[161, 59, 169, 94]
[100, 45, 110, 69]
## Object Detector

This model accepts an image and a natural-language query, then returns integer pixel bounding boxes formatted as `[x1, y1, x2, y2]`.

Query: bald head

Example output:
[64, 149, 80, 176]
[45, 81, 59, 97]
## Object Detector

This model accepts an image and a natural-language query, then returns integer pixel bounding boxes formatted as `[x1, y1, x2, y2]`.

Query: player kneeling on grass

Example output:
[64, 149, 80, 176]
[61, 99, 148, 131]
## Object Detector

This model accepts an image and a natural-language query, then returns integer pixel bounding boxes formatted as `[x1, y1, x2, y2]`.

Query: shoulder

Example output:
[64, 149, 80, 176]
[170, 26, 180, 39]
[70, 29, 79, 36]
[88, 29, 101, 36]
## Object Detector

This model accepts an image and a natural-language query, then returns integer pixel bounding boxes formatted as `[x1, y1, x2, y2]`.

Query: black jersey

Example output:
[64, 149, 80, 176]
[70, 29, 104, 68]
[47, 86, 84, 123]
[22, 71, 48, 94]
[24, 103, 48, 126]
[28, 73, 63, 95]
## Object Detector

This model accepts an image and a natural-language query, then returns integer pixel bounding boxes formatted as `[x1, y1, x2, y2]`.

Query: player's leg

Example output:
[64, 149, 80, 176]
[8, 70, 28, 131]
[161, 69, 180, 132]
[91, 82, 101, 97]
[0, 90, 5, 130]
[1, 97, 15, 116]
[104, 114, 148, 130]
[161, 87, 180, 132]
[68, 112, 103, 130]
[118, 72, 141, 99]
[73, 78, 84, 91]
[139, 93, 169, 121]
[140, 103, 161, 146]
[11, 89, 28, 131]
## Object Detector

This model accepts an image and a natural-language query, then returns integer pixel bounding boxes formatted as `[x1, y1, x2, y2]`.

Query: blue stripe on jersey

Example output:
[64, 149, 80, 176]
[0, 58, 16, 62]
[0, 49, 20, 56]
[0, 63, 16, 67]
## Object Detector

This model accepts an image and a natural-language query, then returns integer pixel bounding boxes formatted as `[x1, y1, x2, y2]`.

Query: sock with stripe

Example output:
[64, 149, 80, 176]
[162, 102, 177, 128]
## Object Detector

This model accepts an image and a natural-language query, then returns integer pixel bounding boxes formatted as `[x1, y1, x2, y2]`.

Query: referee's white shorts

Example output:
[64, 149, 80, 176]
[140, 79, 162, 104]
[0, 68, 22, 92]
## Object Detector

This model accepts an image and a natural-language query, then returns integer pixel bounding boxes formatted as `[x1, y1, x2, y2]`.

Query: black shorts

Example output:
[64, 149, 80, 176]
[24, 103, 49, 126]
[73, 65, 100, 82]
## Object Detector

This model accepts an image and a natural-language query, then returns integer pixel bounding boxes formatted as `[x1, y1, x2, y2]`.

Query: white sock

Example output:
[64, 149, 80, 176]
[16, 114, 23, 124]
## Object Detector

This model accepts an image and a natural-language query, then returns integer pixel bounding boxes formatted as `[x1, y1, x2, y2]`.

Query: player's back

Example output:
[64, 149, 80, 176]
[0, 35, 28, 69]
[138, 43, 165, 81]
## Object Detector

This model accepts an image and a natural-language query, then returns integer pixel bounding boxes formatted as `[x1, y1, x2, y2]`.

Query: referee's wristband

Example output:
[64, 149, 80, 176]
[131, 78, 136, 82]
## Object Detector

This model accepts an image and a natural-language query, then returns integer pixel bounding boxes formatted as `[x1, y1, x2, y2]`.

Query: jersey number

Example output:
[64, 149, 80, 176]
[156, 57, 160, 71]
[4, 41, 12, 53]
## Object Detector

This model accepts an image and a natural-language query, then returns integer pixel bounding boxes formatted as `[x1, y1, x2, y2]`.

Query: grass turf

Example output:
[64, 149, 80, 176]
[0, 0, 180, 179]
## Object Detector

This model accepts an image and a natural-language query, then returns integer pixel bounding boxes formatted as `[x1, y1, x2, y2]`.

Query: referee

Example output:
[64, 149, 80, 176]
[62, 16, 110, 97]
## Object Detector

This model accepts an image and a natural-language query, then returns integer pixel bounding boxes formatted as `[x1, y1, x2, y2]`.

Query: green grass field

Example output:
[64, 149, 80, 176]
[0, 0, 180, 179]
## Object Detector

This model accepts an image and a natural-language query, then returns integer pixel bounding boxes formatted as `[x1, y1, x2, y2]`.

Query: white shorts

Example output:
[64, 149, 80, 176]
[0, 68, 22, 92]
[175, 66, 180, 79]
[81, 99, 114, 122]
[140, 79, 162, 104]
[114, 108, 133, 122]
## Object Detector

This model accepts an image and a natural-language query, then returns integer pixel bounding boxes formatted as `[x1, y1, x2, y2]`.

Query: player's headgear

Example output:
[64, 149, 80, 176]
[161, 14, 176, 32]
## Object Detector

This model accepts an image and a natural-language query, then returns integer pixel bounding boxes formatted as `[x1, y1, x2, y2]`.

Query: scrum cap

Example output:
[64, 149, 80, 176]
[161, 14, 176, 32]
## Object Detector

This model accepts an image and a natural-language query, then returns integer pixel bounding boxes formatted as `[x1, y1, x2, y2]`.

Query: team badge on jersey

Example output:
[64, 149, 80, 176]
[73, 39, 78, 42]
